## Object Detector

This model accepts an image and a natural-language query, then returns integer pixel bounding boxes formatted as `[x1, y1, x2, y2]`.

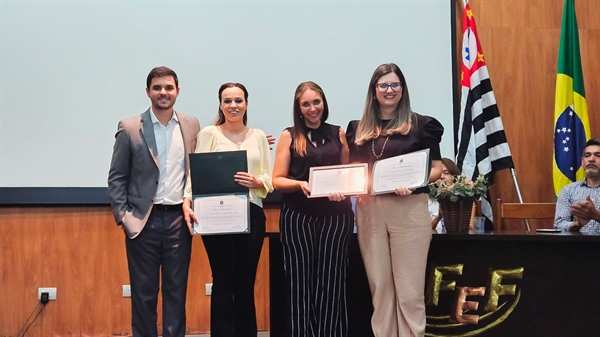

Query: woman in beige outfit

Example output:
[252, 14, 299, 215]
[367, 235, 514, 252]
[346, 63, 443, 337]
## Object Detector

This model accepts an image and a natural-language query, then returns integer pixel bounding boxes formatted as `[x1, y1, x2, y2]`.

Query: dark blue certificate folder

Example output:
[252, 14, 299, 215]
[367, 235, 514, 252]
[189, 150, 249, 196]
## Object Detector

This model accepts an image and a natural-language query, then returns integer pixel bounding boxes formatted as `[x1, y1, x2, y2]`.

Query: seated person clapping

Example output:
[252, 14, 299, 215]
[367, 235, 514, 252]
[554, 138, 600, 232]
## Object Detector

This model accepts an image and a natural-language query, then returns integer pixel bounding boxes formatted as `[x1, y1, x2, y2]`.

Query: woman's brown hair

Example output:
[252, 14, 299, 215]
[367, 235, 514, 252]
[441, 157, 461, 176]
[354, 63, 413, 145]
[214, 82, 248, 126]
[291, 81, 329, 157]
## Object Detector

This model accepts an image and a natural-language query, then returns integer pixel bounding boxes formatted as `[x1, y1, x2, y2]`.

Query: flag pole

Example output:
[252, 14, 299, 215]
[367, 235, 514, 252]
[510, 168, 531, 231]
[457, 0, 526, 232]
[460, 0, 529, 231]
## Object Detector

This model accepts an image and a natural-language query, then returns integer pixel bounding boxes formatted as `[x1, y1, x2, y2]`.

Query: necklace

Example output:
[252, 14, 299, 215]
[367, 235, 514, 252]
[371, 135, 390, 159]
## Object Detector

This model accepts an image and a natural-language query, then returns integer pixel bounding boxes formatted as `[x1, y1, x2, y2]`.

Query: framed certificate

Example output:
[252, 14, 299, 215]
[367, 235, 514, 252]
[192, 194, 250, 235]
[308, 163, 368, 198]
[371, 149, 430, 195]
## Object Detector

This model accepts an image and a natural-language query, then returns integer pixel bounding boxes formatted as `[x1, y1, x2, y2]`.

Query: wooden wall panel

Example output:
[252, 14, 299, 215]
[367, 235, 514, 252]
[460, 0, 599, 230]
[0, 206, 276, 336]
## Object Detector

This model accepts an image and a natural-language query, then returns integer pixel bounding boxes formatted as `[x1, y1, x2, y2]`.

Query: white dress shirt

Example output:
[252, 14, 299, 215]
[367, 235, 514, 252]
[151, 109, 185, 205]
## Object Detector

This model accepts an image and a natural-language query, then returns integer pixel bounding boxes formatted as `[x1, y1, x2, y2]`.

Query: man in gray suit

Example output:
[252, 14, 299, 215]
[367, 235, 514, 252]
[108, 66, 200, 337]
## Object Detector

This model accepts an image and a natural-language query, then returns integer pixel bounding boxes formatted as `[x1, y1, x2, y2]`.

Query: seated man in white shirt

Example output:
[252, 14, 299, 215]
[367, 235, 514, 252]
[554, 138, 600, 232]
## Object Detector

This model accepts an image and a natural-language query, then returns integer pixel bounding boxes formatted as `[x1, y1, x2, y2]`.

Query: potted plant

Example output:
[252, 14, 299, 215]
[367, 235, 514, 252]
[428, 174, 488, 233]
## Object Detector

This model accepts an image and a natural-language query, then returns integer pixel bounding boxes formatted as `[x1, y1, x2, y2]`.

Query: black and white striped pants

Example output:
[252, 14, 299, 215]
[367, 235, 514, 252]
[279, 203, 355, 337]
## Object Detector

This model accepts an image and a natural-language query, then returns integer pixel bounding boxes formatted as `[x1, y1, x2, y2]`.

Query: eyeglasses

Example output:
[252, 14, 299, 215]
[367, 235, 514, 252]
[376, 82, 402, 93]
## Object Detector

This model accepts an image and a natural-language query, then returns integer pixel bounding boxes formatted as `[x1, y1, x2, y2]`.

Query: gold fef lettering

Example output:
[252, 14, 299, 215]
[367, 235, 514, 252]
[450, 286, 486, 324]
[484, 267, 524, 311]
[425, 264, 464, 306]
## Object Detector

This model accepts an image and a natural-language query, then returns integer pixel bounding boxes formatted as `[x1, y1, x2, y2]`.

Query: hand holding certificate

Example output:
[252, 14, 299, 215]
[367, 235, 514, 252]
[308, 163, 369, 198]
[189, 150, 251, 235]
[306, 150, 430, 197]
[371, 149, 430, 195]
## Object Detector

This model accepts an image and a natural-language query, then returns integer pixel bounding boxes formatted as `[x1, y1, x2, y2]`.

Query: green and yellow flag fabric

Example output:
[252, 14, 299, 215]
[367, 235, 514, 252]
[553, 0, 590, 197]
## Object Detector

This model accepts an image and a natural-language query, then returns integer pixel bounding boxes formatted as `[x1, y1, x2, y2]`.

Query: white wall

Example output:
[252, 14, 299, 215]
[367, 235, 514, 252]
[1, 0, 453, 187]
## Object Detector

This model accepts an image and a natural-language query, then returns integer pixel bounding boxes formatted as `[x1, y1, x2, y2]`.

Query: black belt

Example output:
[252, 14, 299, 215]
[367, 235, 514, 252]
[152, 203, 183, 212]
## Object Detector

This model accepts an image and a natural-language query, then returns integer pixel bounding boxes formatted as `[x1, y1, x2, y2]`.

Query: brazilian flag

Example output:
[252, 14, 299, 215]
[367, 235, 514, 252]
[553, 0, 590, 197]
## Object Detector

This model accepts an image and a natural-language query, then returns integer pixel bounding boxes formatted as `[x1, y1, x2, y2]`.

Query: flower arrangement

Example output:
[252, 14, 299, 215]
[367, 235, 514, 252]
[428, 174, 488, 202]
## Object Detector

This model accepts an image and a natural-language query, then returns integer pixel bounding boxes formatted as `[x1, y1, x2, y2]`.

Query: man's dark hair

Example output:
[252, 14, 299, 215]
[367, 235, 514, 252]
[146, 66, 178, 89]
[583, 138, 600, 155]
[585, 138, 600, 148]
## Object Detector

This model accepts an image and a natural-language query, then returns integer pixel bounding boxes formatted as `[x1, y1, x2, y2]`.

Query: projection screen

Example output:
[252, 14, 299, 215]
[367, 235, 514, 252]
[0, 0, 456, 203]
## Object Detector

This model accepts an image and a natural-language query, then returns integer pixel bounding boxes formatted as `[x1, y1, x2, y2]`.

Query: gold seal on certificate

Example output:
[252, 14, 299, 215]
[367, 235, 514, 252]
[308, 163, 369, 198]
[371, 149, 430, 195]
[193, 194, 250, 235]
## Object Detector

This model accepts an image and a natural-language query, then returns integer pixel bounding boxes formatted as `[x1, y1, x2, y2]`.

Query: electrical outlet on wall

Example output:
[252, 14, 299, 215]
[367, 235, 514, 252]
[122, 285, 131, 298]
[38, 287, 57, 300]
[205, 283, 212, 296]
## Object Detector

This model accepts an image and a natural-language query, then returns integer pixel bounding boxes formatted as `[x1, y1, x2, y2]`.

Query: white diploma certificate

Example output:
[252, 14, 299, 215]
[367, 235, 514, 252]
[308, 163, 368, 198]
[371, 149, 430, 195]
[192, 194, 249, 235]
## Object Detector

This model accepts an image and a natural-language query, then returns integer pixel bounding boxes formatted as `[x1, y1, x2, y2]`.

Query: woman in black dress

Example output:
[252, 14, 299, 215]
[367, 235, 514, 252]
[273, 81, 355, 337]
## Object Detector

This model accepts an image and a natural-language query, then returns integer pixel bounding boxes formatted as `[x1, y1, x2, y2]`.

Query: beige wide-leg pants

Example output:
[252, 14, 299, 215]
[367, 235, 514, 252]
[356, 193, 432, 337]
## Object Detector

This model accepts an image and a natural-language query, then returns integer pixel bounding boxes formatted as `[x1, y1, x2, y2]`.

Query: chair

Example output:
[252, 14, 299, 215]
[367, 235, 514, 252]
[494, 198, 556, 231]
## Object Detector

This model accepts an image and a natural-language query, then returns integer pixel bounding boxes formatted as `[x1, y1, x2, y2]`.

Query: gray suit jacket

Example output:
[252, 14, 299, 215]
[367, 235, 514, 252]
[108, 109, 200, 239]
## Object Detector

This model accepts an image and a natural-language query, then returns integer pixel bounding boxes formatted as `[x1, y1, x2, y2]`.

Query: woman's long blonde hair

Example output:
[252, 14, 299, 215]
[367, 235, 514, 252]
[354, 63, 414, 145]
[291, 81, 329, 157]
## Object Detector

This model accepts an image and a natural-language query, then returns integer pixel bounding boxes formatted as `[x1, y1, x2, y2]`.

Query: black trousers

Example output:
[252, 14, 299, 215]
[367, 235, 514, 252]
[125, 207, 192, 337]
[279, 204, 355, 337]
[202, 203, 266, 337]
